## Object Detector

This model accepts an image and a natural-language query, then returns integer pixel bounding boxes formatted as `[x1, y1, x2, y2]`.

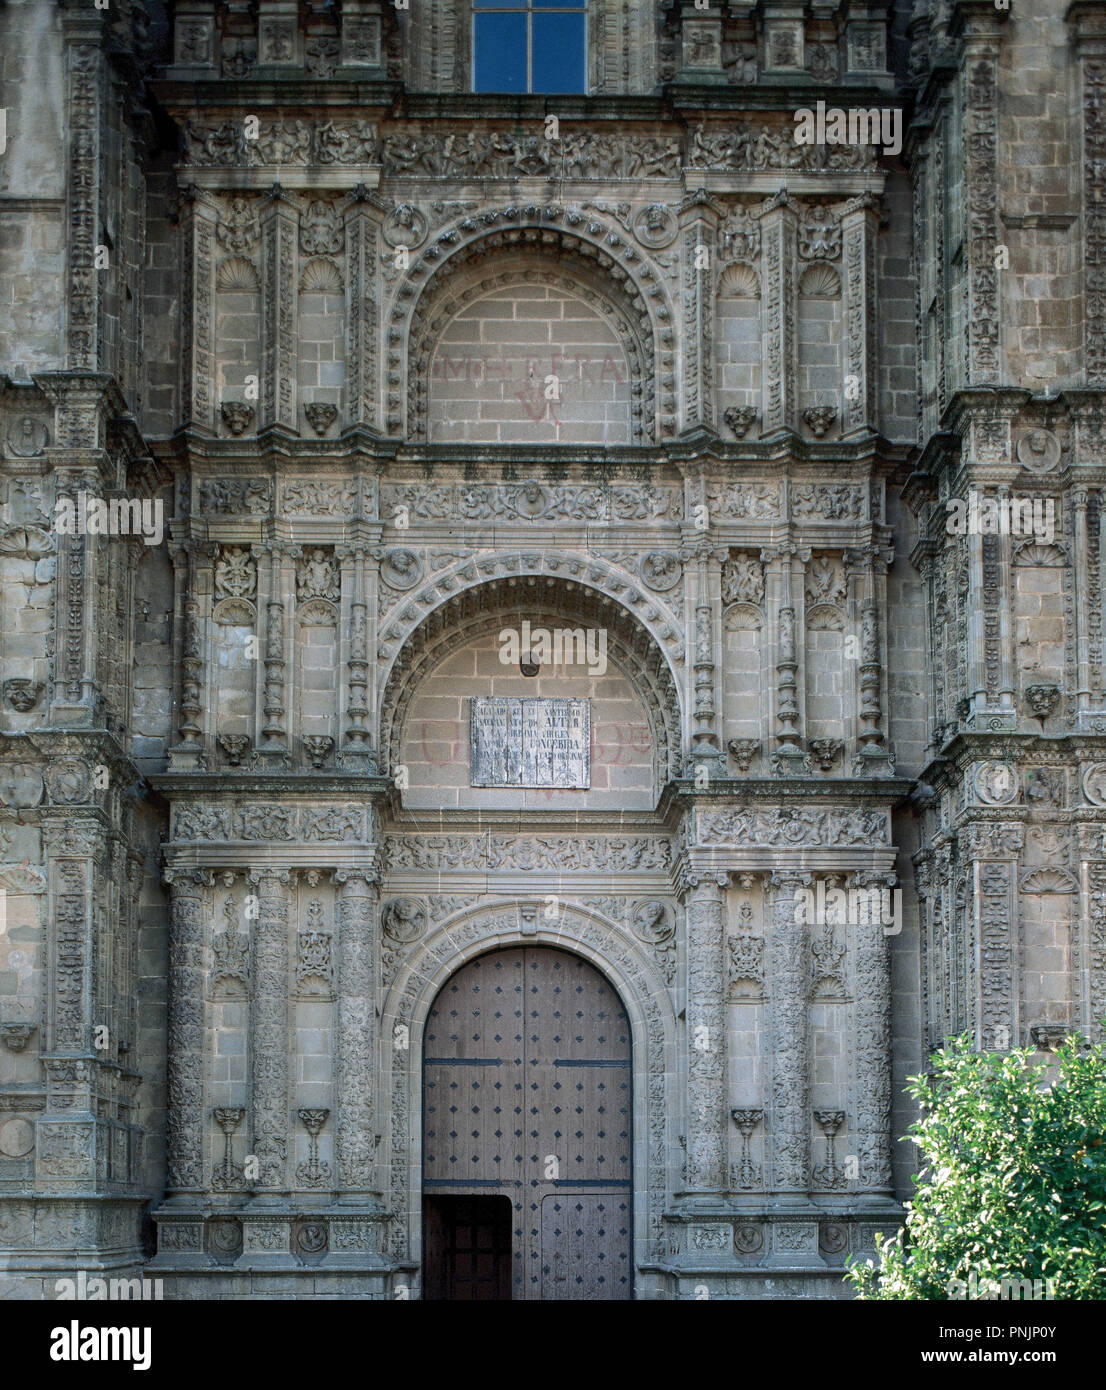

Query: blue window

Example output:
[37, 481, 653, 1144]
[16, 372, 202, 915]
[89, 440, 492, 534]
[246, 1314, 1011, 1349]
[474, 0, 587, 94]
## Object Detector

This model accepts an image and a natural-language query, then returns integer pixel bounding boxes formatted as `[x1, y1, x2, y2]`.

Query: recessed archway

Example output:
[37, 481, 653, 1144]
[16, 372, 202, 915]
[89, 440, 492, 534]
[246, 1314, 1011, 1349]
[422, 944, 632, 1300]
[378, 572, 685, 798]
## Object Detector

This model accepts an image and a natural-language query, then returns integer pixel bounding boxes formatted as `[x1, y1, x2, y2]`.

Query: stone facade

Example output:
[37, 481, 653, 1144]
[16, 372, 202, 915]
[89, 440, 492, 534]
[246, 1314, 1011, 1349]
[0, 0, 1101, 1299]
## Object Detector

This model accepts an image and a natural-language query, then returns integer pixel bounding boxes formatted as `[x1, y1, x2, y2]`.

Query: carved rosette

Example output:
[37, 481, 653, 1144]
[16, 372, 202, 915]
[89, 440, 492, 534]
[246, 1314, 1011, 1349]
[165, 870, 209, 1192]
[684, 874, 728, 1190]
[334, 870, 378, 1190]
[248, 868, 292, 1189]
[768, 872, 811, 1193]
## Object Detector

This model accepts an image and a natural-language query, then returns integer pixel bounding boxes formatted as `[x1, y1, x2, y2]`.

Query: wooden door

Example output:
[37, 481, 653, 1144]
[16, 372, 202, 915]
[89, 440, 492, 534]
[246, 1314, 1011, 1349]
[423, 946, 632, 1300]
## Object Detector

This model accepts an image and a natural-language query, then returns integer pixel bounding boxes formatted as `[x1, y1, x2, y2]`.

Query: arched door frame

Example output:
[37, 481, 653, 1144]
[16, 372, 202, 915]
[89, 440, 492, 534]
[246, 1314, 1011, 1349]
[380, 902, 677, 1295]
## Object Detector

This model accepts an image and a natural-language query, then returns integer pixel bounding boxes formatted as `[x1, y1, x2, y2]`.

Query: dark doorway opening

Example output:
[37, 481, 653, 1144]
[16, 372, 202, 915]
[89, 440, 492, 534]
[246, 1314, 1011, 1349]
[423, 1195, 513, 1301]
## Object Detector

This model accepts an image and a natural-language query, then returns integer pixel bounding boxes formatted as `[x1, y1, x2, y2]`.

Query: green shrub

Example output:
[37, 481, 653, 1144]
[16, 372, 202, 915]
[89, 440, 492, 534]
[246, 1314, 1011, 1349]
[848, 1032, 1106, 1300]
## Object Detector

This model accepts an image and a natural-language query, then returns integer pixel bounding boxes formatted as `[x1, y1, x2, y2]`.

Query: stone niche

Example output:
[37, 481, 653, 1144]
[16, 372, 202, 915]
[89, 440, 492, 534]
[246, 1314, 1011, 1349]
[399, 623, 654, 811]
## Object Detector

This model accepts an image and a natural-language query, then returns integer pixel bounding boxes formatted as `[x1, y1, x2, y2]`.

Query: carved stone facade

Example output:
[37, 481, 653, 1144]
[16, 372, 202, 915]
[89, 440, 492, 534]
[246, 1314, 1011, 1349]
[0, 1, 1101, 1300]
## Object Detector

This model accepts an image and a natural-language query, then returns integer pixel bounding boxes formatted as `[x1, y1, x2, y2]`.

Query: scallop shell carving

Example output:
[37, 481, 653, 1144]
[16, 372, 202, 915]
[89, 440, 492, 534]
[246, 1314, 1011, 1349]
[299, 257, 344, 293]
[216, 256, 260, 291]
[799, 262, 841, 297]
[716, 262, 760, 298]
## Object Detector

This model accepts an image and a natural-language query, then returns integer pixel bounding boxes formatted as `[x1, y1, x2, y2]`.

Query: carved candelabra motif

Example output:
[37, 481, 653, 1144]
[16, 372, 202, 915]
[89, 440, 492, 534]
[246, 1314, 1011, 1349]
[813, 1109, 847, 1189]
[296, 1107, 332, 1188]
[212, 1106, 245, 1189]
[730, 1107, 764, 1190]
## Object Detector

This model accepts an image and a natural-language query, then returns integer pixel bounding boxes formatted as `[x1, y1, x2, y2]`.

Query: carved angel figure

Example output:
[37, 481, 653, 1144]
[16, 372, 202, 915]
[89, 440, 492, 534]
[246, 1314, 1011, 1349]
[297, 548, 339, 602]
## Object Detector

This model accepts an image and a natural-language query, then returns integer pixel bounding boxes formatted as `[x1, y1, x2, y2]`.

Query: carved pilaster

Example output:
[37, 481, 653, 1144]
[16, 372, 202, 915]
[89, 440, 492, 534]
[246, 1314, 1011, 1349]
[961, 25, 1003, 385]
[1074, 489, 1093, 712]
[846, 547, 893, 775]
[50, 471, 96, 723]
[260, 190, 299, 431]
[64, 42, 102, 370]
[344, 195, 381, 429]
[852, 871, 894, 1194]
[839, 193, 880, 437]
[164, 868, 210, 1195]
[766, 545, 809, 773]
[257, 545, 288, 756]
[760, 196, 798, 434]
[180, 188, 218, 433]
[1070, 6, 1106, 382]
[248, 868, 293, 1192]
[678, 196, 718, 432]
[333, 870, 379, 1195]
[768, 872, 811, 1196]
[684, 873, 728, 1192]
[688, 535, 726, 775]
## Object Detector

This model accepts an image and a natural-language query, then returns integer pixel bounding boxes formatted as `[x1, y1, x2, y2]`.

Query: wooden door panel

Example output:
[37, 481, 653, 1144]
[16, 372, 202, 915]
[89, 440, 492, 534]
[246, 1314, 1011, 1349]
[423, 946, 632, 1301]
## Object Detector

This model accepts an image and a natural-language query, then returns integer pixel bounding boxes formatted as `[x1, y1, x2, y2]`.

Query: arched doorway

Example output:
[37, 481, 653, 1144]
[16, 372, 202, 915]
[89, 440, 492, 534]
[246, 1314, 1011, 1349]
[422, 946, 633, 1300]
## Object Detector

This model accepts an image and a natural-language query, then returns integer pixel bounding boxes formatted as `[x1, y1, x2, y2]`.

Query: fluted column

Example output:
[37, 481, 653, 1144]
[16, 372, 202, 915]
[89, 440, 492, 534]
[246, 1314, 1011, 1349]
[248, 868, 292, 1194]
[852, 871, 895, 1195]
[334, 869, 379, 1197]
[164, 868, 210, 1197]
[684, 872, 728, 1194]
[768, 871, 811, 1196]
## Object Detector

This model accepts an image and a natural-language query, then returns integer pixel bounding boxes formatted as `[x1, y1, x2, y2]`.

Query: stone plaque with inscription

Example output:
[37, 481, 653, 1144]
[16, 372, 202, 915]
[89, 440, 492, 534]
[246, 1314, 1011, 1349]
[470, 697, 590, 789]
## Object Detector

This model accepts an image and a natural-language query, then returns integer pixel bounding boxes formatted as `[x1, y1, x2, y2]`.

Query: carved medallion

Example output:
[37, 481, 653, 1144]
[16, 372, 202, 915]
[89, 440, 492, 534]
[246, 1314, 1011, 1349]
[1015, 428, 1061, 474]
[0, 764, 44, 808]
[633, 202, 677, 249]
[1082, 763, 1106, 807]
[973, 761, 1019, 806]
[45, 760, 91, 805]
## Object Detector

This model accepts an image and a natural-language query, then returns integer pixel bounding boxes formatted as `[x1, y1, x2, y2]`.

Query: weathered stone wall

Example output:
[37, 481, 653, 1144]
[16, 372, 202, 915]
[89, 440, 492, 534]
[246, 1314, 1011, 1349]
[0, 0, 1102, 1302]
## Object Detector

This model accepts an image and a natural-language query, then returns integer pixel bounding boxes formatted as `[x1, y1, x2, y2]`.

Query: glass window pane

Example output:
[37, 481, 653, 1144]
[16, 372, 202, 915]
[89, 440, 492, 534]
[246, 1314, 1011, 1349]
[535, 0, 586, 8]
[473, 0, 525, 7]
[474, 12, 528, 92]
[531, 12, 585, 93]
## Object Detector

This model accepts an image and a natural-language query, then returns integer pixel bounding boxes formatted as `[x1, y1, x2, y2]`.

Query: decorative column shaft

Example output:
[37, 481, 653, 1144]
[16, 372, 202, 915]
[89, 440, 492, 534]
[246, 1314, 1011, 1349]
[334, 869, 378, 1194]
[688, 534, 725, 774]
[768, 872, 811, 1195]
[180, 188, 218, 432]
[961, 18, 1005, 385]
[248, 868, 292, 1192]
[684, 873, 728, 1192]
[165, 869, 209, 1195]
[259, 546, 287, 752]
[852, 871, 895, 1194]
[840, 192, 880, 437]
[344, 194, 380, 428]
[760, 194, 798, 434]
[260, 190, 299, 431]
[679, 195, 717, 433]
[1074, 490, 1092, 710]
[1072, 11, 1106, 382]
[177, 549, 204, 752]
[51, 469, 97, 722]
